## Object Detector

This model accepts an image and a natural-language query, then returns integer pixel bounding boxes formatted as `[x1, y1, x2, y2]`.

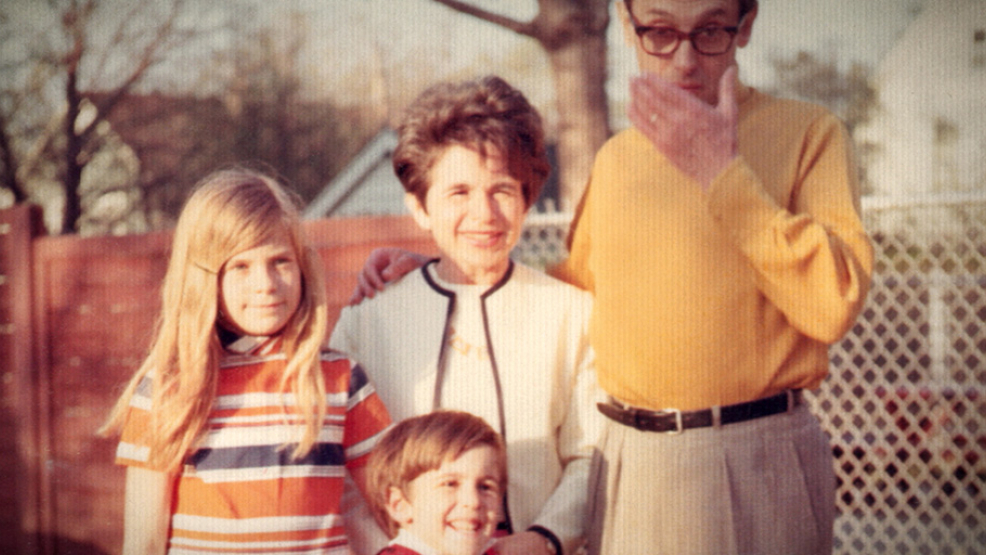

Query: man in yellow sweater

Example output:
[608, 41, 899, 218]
[548, 1, 874, 553]
[350, 0, 872, 553]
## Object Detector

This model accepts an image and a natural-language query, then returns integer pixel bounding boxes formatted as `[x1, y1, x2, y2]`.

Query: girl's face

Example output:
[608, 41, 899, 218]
[218, 230, 303, 337]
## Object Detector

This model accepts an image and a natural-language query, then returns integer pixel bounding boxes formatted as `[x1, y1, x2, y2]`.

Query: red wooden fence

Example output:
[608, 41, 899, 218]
[0, 204, 436, 555]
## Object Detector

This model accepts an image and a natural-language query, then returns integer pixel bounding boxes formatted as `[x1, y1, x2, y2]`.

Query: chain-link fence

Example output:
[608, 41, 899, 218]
[514, 194, 986, 554]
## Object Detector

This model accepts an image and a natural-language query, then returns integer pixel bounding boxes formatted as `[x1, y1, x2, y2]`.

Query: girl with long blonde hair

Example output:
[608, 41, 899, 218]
[101, 168, 390, 555]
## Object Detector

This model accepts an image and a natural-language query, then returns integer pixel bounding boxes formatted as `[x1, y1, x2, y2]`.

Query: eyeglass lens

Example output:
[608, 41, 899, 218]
[643, 27, 735, 55]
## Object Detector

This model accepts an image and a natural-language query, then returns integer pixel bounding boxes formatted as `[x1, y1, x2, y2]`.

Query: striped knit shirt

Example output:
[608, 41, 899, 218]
[116, 335, 391, 555]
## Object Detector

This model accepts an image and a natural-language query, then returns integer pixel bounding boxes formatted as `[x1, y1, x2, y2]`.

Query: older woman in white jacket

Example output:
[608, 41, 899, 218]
[331, 76, 602, 555]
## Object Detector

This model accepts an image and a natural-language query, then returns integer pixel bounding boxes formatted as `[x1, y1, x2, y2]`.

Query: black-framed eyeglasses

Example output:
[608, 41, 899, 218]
[627, 7, 744, 57]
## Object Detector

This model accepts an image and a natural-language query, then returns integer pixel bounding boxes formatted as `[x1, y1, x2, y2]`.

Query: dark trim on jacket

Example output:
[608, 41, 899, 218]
[420, 258, 516, 534]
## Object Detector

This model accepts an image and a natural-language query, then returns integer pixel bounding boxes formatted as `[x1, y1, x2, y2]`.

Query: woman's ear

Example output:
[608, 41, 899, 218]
[386, 486, 414, 527]
[405, 193, 432, 232]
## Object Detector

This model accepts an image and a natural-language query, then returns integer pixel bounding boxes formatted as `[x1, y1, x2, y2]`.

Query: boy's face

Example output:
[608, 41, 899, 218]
[388, 446, 504, 555]
[406, 144, 528, 285]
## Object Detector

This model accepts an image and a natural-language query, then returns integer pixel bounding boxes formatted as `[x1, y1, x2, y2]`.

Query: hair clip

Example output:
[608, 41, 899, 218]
[194, 261, 218, 274]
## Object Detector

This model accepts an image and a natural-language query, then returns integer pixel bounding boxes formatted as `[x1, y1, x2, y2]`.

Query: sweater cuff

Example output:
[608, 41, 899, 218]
[706, 156, 782, 247]
[528, 525, 562, 555]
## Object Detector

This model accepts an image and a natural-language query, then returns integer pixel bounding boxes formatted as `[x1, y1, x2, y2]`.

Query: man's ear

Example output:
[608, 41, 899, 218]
[405, 193, 432, 232]
[736, 3, 758, 48]
[386, 486, 414, 527]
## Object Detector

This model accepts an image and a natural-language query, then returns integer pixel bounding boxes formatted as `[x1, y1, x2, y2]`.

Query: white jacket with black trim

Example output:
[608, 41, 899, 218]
[331, 260, 603, 555]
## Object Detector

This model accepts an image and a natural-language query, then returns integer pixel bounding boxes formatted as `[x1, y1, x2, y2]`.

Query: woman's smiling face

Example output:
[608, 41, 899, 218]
[407, 144, 528, 285]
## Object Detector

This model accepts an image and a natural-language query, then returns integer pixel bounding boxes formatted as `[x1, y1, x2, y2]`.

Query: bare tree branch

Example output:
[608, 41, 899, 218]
[430, 0, 537, 37]
[81, 0, 186, 142]
[15, 108, 63, 184]
[0, 111, 29, 202]
[91, 1, 153, 79]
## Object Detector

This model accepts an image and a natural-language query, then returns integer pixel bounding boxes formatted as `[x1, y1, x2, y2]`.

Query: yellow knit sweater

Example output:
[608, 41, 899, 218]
[552, 85, 873, 411]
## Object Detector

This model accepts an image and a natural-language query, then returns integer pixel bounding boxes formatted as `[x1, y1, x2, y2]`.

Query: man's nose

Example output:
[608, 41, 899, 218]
[672, 38, 700, 71]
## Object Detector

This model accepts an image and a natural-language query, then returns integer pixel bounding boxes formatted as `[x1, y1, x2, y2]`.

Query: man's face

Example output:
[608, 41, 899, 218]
[619, 0, 756, 105]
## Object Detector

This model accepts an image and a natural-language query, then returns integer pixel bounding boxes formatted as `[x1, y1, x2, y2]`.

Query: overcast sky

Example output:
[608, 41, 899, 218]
[2, 0, 923, 125]
[285, 0, 922, 121]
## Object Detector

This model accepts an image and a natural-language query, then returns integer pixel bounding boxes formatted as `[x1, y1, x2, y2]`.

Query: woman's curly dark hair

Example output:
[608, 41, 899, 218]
[392, 75, 550, 209]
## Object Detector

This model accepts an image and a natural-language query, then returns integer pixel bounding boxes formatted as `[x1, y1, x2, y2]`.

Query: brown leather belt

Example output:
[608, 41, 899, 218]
[597, 390, 802, 434]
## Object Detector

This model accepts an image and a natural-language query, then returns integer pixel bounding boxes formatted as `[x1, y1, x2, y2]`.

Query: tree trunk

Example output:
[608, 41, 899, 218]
[62, 96, 84, 234]
[541, 15, 611, 211]
[61, 11, 85, 235]
[530, 0, 612, 211]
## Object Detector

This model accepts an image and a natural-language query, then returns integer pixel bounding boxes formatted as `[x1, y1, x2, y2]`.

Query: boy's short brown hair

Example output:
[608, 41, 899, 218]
[392, 75, 550, 209]
[366, 411, 507, 538]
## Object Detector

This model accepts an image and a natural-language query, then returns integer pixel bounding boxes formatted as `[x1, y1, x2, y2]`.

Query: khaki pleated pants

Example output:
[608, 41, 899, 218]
[586, 403, 835, 555]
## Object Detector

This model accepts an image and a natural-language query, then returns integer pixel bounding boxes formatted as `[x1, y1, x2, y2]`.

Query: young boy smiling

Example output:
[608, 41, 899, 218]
[366, 411, 507, 555]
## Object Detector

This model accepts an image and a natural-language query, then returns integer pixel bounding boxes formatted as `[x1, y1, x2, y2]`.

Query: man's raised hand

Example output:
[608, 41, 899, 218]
[628, 65, 740, 190]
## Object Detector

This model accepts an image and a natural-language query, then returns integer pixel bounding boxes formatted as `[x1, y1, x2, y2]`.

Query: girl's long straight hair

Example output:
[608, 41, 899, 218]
[101, 168, 329, 471]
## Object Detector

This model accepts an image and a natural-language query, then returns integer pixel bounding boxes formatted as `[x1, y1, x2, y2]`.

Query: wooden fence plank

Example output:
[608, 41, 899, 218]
[0, 204, 45, 555]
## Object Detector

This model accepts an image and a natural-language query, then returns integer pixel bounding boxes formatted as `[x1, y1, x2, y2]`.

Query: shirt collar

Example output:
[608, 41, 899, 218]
[388, 529, 497, 555]
[389, 530, 440, 555]
[220, 331, 278, 356]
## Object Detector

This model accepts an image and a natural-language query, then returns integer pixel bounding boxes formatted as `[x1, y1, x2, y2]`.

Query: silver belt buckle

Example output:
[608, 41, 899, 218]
[658, 408, 684, 434]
